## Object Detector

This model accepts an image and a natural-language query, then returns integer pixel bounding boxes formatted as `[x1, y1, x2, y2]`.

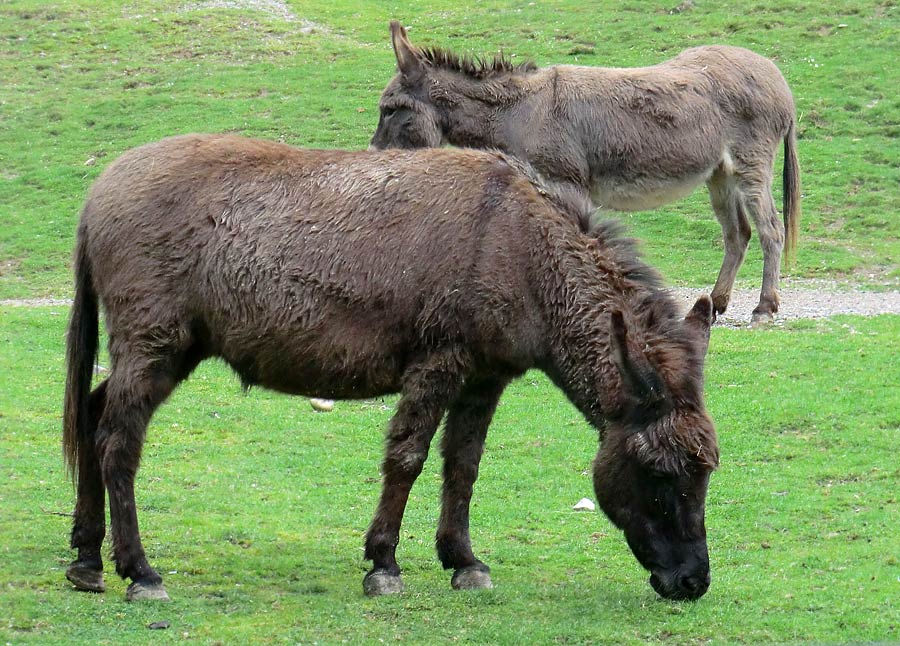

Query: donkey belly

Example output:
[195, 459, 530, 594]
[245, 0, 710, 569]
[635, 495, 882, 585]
[209, 307, 409, 399]
[590, 170, 711, 212]
[223, 334, 406, 399]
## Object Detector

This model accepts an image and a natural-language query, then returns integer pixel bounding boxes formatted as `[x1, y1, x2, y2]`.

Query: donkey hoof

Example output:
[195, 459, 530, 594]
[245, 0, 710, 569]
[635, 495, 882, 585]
[710, 295, 729, 318]
[66, 562, 105, 593]
[750, 310, 775, 326]
[451, 564, 493, 590]
[363, 569, 405, 596]
[126, 581, 170, 602]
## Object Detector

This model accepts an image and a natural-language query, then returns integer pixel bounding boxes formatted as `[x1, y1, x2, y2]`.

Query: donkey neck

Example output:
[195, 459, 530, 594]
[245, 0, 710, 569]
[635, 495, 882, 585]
[531, 217, 668, 426]
[436, 69, 574, 177]
[434, 71, 524, 150]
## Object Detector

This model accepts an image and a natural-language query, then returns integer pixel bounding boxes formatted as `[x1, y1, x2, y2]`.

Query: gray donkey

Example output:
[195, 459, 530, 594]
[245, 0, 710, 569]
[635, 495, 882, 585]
[371, 22, 800, 323]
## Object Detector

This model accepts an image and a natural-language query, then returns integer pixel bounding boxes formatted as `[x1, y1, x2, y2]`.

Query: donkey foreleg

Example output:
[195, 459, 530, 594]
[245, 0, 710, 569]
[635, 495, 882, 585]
[436, 378, 507, 590]
[707, 170, 751, 318]
[363, 352, 468, 596]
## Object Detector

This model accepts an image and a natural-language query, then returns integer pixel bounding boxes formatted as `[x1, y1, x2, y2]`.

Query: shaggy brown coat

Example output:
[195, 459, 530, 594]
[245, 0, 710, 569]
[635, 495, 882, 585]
[63, 134, 717, 601]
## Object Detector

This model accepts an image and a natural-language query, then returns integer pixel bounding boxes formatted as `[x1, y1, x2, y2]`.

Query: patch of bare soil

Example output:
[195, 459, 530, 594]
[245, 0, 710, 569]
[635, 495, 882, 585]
[181, 0, 297, 21]
[177, 0, 326, 33]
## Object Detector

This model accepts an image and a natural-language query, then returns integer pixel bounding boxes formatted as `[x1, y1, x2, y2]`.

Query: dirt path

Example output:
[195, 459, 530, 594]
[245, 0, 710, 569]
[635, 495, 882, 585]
[668, 281, 900, 327]
[1, 298, 74, 308]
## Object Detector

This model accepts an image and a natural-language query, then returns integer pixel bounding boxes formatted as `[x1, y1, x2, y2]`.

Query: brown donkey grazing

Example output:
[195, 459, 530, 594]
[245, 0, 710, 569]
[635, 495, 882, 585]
[371, 22, 801, 323]
[64, 134, 719, 602]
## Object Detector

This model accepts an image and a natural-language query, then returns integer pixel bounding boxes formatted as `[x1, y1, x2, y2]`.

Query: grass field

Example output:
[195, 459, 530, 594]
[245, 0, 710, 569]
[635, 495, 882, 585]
[2, 309, 899, 644]
[1, 0, 898, 299]
[1, 1, 899, 644]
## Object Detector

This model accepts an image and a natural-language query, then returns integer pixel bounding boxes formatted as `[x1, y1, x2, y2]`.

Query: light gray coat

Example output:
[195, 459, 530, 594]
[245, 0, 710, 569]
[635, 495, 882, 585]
[371, 22, 800, 322]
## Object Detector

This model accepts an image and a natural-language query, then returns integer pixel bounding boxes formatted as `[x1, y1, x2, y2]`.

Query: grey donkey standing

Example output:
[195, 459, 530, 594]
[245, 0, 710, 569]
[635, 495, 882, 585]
[371, 22, 800, 323]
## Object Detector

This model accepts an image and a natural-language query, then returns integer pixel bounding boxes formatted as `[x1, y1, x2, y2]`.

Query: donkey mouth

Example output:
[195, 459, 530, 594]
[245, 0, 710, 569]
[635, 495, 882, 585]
[649, 570, 710, 601]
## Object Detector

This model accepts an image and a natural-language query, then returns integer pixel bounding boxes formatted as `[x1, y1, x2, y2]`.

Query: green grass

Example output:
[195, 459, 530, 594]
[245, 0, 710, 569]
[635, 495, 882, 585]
[1, 0, 899, 298]
[2, 308, 899, 644]
[2, 1, 899, 643]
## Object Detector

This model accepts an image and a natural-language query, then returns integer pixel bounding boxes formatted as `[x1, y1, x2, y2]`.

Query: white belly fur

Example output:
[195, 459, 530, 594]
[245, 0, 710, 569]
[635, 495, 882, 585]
[590, 170, 712, 212]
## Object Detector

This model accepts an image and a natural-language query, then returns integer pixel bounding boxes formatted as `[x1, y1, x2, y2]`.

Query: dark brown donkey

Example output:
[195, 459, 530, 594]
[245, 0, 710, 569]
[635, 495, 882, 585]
[64, 134, 719, 602]
[371, 22, 801, 323]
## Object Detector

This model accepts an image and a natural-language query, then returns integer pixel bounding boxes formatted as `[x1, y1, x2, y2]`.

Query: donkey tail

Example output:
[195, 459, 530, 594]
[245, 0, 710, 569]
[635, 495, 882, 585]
[782, 120, 801, 265]
[63, 226, 99, 485]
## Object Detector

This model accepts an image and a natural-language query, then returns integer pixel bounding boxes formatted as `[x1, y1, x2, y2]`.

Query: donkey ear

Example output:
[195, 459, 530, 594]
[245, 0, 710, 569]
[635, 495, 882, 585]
[684, 295, 713, 356]
[609, 310, 666, 405]
[389, 20, 425, 81]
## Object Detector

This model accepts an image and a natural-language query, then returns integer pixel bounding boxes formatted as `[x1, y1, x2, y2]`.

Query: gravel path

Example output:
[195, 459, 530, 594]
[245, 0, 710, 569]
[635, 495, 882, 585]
[668, 281, 900, 327]
[4, 281, 900, 328]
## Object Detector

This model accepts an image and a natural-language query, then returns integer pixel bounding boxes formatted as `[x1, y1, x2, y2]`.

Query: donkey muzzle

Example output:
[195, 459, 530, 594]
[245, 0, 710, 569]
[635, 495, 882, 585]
[649, 564, 711, 601]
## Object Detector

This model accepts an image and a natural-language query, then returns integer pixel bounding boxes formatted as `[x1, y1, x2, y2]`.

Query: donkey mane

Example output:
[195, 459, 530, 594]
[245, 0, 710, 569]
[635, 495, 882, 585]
[587, 221, 698, 388]
[542, 206, 714, 471]
[514, 157, 680, 337]
[586, 219, 665, 293]
[538, 184, 669, 308]
[419, 46, 537, 79]
[568, 214, 712, 453]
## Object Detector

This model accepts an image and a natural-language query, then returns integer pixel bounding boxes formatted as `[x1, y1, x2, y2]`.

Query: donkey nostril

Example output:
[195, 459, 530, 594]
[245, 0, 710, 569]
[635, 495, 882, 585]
[679, 572, 710, 597]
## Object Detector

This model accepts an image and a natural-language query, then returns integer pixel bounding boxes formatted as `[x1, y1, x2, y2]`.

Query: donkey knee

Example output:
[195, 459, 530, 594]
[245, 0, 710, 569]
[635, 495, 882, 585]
[383, 448, 429, 481]
[399, 447, 429, 472]
[760, 231, 785, 261]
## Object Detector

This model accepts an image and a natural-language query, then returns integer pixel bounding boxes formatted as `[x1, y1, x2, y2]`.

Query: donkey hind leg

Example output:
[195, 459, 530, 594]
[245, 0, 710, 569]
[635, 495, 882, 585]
[707, 167, 751, 319]
[99, 347, 202, 602]
[739, 172, 784, 324]
[363, 352, 467, 596]
[436, 378, 508, 591]
[67, 380, 110, 592]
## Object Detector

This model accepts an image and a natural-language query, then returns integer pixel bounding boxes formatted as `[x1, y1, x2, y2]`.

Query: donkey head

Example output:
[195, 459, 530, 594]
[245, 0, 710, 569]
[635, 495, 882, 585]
[370, 21, 444, 150]
[593, 296, 719, 600]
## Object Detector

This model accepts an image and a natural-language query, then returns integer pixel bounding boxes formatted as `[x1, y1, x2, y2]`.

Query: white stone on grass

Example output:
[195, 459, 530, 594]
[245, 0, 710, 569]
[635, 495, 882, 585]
[573, 498, 595, 511]
[309, 398, 334, 412]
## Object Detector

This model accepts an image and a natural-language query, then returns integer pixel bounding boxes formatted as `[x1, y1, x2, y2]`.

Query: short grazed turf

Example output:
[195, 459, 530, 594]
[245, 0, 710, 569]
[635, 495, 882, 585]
[1, 0, 897, 299]
[1, 309, 898, 644]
